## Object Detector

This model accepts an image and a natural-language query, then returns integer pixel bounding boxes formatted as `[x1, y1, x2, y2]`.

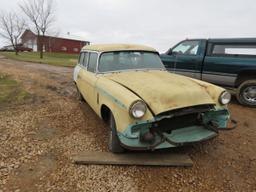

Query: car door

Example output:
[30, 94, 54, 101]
[172, 40, 204, 79]
[78, 52, 99, 111]
[160, 49, 176, 70]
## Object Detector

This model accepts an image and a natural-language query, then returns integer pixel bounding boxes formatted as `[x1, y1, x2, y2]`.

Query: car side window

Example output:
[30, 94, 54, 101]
[83, 52, 89, 67]
[79, 52, 85, 65]
[87, 52, 98, 73]
[172, 41, 200, 55]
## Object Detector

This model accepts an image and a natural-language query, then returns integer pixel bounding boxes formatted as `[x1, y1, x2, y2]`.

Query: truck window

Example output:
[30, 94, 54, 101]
[87, 52, 98, 73]
[172, 40, 200, 55]
[211, 44, 256, 56]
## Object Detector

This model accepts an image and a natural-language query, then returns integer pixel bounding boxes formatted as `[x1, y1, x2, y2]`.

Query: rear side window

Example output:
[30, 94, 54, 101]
[83, 52, 89, 67]
[87, 53, 98, 73]
[211, 44, 256, 56]
[79, 53, 85, 65]
[79, 52, 89, 67]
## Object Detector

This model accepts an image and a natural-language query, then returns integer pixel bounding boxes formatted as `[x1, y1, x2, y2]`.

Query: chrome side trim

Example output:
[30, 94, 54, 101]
[96, 68, 166, 75]
[202, 73, 236, 86]
[165, 68, 237, 86]
[175, 70, 195, 78]
[203, 71, 237, 77]
[165, 68, 200, 79]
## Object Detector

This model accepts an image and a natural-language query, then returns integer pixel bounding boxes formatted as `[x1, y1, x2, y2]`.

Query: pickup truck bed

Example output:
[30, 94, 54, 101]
[161, 38, 256, 107]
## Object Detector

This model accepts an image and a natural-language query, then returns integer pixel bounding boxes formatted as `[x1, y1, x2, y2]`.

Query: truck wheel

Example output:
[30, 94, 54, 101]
[76, 85, 85, 102]
[108, 113, 124, 153]
[236, 80, 256, 107]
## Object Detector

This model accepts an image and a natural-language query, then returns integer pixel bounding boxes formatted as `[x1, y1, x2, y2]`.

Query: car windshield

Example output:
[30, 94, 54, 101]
[98, 51, 165, 72]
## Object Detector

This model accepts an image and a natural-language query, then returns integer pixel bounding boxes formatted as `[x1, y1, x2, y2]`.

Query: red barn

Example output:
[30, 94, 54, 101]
[20, 30, 90, 54]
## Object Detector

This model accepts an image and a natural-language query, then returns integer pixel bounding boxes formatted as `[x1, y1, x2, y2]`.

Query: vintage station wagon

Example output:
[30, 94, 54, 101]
[73, 44, 234, 153]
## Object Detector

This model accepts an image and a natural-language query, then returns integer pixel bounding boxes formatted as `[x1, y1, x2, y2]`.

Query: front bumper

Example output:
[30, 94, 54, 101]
[118, 107, 233, 150]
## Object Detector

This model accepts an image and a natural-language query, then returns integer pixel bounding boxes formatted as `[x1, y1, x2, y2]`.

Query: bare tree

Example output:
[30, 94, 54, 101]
[19, 0, 55, 59]
[0, 12, 26, 55]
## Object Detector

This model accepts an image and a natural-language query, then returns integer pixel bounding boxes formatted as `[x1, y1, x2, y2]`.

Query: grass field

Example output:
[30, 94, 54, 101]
[0, 52, 79, 67]
[0, 73, 30, 105]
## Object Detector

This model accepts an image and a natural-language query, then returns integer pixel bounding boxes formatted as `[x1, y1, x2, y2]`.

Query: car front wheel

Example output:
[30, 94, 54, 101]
[108, 113, 124, 153]
[236, 80, 256, 107]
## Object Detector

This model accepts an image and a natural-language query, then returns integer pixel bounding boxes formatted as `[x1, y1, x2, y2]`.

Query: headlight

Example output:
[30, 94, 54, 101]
[219, 91, 231, 105]
[129, 100, 147, 119]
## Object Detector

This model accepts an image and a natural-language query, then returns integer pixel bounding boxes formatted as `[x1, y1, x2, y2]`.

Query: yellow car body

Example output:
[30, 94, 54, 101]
[73, 44, 231, 152]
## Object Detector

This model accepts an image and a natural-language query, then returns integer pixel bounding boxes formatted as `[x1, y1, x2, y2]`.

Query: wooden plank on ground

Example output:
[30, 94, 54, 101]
[72, 151, 193, 167]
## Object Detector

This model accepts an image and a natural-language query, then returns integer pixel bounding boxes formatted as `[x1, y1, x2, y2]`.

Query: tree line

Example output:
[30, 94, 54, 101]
[0, 0, 55, 58]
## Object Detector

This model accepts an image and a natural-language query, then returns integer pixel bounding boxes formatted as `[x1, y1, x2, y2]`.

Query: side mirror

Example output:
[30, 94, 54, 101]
[167, 49, 172, 55]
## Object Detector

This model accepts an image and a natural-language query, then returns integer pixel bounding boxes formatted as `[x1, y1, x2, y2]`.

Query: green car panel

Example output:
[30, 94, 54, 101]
[160, 38, 256, 106]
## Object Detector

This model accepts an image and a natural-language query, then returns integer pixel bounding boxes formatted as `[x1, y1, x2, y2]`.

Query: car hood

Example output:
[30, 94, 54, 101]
[104, 70, 220, 115]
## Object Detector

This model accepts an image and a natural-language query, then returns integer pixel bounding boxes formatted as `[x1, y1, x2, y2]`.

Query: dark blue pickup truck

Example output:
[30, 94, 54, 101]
[161, 38, 256, 107]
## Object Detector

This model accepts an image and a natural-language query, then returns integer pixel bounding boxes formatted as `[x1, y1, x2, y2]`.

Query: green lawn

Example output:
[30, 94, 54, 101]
[0, 52, 79, 67]
[0, 74, 30, 105]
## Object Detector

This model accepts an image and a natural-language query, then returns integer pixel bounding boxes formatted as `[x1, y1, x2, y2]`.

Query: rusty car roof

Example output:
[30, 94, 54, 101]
[81, 44, 157, 52]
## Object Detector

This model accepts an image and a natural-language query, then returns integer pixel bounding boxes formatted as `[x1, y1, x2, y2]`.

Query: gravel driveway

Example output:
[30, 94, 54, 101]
[0, 58, 255, 192]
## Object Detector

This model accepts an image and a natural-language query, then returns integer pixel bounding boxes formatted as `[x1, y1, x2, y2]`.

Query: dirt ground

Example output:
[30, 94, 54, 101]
[0, 57, 255, 192]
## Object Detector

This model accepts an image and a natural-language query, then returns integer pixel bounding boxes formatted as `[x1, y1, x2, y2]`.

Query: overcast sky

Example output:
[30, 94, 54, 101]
[0, 0, 256, 52]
